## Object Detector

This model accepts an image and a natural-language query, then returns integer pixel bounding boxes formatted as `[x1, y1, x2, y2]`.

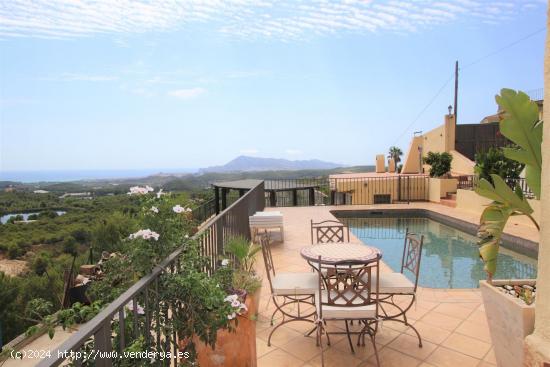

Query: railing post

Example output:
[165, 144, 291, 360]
[94, 323, 113, 367]
[308, 188, 315, 206]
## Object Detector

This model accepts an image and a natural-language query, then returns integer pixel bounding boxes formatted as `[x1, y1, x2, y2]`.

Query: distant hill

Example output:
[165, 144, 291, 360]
[200, 156, 343, 173]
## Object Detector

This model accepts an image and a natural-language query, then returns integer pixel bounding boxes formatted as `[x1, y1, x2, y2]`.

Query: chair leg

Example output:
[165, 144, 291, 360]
[370, 331, 380, 367]
[345, 320, 355, 354]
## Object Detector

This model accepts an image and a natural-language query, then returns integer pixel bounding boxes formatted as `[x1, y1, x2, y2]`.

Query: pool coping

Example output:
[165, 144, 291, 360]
[331, 208, 539, 259]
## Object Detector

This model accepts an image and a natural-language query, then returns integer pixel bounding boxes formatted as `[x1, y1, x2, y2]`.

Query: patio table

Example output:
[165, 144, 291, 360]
[300, 242, 382, 265]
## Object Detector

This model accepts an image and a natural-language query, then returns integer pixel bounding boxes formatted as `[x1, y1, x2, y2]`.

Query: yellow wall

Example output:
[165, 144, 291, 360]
[402, 114, 458, 174]
[335, 176, 428, 204]
[402, 136, 423, 174]
[450, 150, 475, 175]
[428, 178, 458, 202]
[456, 189, 540, 228]
[376, 155, 385, 173]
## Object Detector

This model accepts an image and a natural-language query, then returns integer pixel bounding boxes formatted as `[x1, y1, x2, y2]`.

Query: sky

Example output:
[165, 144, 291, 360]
[0, 0, 547, 174]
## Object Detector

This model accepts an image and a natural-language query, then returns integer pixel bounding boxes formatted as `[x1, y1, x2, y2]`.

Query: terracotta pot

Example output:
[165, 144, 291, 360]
[480, 280, 536, 367]
[195, 292, 259, 367]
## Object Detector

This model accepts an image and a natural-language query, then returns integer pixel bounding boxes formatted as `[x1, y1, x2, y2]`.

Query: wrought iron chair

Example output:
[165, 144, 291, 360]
[259, 232, 317, 346]
[311, 220, 349, 244]
[315, 256, 381, 366]
[374, 228, 424, 347]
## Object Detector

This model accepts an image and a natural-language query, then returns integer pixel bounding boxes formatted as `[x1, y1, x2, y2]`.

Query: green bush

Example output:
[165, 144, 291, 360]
[423, 152, 453, 177]
[7, 243, 25, 259]
[474, 147, 524, 184]
[62, 236, 78, 256]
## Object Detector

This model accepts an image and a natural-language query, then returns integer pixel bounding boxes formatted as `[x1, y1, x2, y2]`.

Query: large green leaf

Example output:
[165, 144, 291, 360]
[475, 175, 534, 278]
[496, 89, 542, 198]
[475, 175, 533, 214]
[477, 205, 513, 276]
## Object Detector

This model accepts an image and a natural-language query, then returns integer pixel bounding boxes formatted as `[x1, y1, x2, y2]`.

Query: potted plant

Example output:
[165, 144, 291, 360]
[194, 236, 262, 367]
[475, 89, 541, 367]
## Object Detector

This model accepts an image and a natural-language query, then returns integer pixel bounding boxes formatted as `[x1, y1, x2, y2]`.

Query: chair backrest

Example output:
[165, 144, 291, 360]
[316, 256, 380, 320]
[400, 228, 424, 291]
[310, 220, 349, 244]
[259, 231, 276, 293]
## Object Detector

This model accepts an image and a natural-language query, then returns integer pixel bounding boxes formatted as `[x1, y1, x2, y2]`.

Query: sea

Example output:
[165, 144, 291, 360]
[0, 168, 198, 183]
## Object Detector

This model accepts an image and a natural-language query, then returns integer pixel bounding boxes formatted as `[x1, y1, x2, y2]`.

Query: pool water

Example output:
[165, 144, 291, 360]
[340, 216, 537, 288]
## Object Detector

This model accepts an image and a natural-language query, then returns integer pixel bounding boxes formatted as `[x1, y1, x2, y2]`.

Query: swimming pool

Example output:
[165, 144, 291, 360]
[336, 212, 537, 289]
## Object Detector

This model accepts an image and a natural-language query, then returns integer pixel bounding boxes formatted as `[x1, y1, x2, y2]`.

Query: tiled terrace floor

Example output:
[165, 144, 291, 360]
[254, 203, 538, 367]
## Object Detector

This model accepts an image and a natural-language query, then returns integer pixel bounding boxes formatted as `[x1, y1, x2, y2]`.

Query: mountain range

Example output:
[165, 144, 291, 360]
[200, 156, 343, 173]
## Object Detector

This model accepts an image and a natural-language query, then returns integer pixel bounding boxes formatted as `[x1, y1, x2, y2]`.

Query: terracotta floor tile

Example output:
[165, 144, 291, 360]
[257, 326, 303, 348]
[425, 346, 480, 367]
[257, 348, 306, 367]
[455, 320, 492, 343]
[405, 321, 452, 345]
[373, 326, 401, 346]
[365, 346, 422, 367]
[331, 334, 377, 361]
[420, 311, 463, 332]
[483, 347, 497, 364]
[306, 346, 363, 367]
[432, 303, 475, 319]
[441, 333, 491, 359]
[257, 337, 275, 358]
[279, 334, 322, 361]
[387, 333, 437, 360]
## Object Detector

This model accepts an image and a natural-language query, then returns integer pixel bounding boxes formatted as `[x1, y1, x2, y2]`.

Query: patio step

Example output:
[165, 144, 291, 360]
[440, 198, 457, 208]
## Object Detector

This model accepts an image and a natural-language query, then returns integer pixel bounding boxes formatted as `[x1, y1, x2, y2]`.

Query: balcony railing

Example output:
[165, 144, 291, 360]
[457, 175, 535, 199]
[264, 176, 430, 207]
[37, 181, 265, 367]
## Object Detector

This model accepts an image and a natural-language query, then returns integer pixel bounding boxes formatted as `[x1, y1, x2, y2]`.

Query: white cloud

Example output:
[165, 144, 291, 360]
[240, 149, 259, 155]
[167, 87, 206, 99]
[285, 149, 302, 155]
[0, 1, 542, 41]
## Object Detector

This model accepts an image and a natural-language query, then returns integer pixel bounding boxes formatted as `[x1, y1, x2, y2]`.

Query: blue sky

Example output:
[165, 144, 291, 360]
[0, 0, 547, 173]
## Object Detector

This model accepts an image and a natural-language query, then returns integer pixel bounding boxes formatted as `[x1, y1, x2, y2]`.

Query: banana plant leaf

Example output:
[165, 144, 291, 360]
[476, 175, 533, 277]
[496, 89, 542, 199]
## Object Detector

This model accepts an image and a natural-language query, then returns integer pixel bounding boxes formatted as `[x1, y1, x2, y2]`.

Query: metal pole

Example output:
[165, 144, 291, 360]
[454, 60, 459, 125]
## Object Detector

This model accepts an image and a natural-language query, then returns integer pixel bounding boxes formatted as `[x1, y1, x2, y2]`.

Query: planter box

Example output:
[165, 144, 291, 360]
[480, 280, 536, 367]
[195, 292, 260, 367]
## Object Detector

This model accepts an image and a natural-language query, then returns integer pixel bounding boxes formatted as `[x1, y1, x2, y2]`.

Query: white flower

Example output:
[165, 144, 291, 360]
[128, 186, 154, 195]
[227, 312, 236, 320]
[224, 294, 239, 303]
[156, 189, 164, 199]
[239, 303, 248, 312]
[221, 259, 229, 267]
[150, 206, 159, 214]
[129, 229, 160, 241]
[184, 234, 189, 239]
[172, 205, 187, 213]
[231, 299, 241, 308]
[127, 302, 145, 315]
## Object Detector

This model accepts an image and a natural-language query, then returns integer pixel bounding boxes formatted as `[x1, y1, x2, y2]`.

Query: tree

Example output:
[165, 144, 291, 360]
[388, 146, 403, 164]
[474, 147, 524, 185]
[423, 152, 453, 177]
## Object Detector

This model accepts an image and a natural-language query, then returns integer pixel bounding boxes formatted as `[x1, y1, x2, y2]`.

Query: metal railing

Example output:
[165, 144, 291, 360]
[37, 182, 265, 367]
[264, 178, 329, 207]
[263, 176, 430, 207]
[456, 175, 535, 199]
[191, 198, 216, 223]
[527, 88, 543, 101]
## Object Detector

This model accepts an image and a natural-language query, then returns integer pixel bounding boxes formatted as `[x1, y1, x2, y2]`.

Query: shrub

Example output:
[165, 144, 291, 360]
[423, 152, 453, 177]
[7, 243, 25, 259]
[62, 236, 78, 256]
[474, 147, 524, 185]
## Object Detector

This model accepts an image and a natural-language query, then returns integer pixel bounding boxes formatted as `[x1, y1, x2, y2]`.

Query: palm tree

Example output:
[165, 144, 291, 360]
[388, 146, 403, 164]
